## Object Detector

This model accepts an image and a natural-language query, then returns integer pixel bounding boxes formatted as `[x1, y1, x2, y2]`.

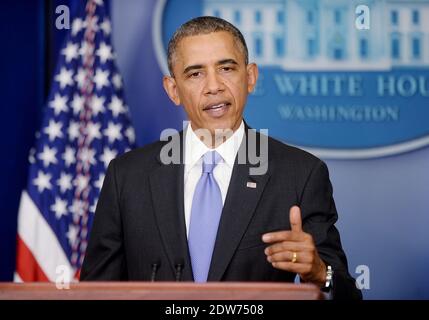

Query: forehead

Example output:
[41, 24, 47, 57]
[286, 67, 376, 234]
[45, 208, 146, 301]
[174, 31, 244, 68]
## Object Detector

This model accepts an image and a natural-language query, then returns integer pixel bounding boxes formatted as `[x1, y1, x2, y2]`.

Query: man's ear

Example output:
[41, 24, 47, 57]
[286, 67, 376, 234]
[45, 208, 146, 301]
[163, 75, 181, 105]
[246, 63, 259, 93]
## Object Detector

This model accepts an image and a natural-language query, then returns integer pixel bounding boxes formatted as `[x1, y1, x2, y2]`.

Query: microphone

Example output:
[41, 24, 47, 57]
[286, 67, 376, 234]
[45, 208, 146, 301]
[150, 262, 160, 282]
[174, 263, 184, 281]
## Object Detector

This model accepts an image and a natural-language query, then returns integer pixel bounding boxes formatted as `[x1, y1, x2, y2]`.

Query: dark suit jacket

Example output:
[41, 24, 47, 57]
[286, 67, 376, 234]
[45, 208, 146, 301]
[80, 127, 362, 300]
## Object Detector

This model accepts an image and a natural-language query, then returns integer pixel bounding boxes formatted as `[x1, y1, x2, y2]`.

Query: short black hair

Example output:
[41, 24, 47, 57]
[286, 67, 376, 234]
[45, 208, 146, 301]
[167, 16, 249, 76]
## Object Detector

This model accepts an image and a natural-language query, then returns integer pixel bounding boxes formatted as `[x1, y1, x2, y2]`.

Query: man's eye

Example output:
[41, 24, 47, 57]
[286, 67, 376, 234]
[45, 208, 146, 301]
[220, 66, 237, 73]
[189, 72, 201, 78]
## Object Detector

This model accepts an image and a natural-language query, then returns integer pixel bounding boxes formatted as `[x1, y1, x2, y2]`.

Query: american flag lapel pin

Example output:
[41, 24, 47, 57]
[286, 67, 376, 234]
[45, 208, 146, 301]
[246, 181, 257, 189]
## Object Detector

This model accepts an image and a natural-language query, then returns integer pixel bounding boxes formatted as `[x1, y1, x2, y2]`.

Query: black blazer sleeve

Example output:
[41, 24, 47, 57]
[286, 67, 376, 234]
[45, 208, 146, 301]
[299, 160, 362, 300]
[80, 159, 128, 280]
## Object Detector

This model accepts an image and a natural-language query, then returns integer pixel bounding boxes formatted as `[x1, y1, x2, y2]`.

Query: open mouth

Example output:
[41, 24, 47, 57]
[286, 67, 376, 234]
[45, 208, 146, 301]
[203, 102, 231, 117]
[203, 102, 231, 111]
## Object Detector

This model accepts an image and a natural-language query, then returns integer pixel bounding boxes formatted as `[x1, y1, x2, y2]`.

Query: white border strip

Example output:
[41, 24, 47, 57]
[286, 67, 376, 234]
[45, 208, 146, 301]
[17, 191, 72, 281]
[153, 0, 169, 76]
[151, 1, 429, 160]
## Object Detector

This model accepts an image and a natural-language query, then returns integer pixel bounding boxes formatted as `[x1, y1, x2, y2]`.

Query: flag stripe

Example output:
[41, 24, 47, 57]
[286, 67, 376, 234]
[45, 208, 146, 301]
[17, 191, 72, 281]
[16, 0, 136, 281]
[15, 236, 49, 282]
[13, 272, 23, 283]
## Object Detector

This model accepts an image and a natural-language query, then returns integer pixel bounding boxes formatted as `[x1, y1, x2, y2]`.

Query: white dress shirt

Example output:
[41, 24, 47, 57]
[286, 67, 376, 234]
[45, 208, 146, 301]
[184, 121, 245, 237]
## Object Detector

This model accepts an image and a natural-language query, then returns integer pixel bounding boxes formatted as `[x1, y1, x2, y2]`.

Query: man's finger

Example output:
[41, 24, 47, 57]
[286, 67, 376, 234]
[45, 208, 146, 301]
[267, 250, 312, 264]
[262, 230, 304, 243]
[264, 241, 313, 256]
[269, 261, 308, 274]
[289, 205, 302, 232]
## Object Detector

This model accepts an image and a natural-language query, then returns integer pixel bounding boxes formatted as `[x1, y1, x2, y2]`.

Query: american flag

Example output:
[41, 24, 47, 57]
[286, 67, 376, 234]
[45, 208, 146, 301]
[15, 0, 136, 282]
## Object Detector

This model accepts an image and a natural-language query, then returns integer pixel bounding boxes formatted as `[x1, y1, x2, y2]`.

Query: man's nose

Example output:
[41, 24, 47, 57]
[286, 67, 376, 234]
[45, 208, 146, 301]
[204, 71, 224, 95]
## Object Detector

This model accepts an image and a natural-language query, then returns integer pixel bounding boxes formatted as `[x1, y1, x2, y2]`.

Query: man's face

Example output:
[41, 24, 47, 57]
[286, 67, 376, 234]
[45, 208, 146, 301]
[163, 31, 258, 134]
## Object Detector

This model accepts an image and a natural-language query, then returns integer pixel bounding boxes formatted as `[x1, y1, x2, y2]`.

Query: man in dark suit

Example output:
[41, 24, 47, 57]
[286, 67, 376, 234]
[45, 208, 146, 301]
[81, 16, 361, 300]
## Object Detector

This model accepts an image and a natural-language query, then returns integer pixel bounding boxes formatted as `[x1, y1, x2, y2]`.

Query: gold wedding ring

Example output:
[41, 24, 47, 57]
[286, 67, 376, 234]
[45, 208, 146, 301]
[291, 252, 297, 263]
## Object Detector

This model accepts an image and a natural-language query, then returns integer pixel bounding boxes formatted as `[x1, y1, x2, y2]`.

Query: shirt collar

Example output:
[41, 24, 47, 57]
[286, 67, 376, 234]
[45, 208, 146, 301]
[184, 120, 245, 172]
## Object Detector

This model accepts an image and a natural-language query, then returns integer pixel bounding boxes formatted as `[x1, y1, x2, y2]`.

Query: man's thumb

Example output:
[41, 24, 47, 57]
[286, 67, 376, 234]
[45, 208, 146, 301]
[289, 206, 302, 232]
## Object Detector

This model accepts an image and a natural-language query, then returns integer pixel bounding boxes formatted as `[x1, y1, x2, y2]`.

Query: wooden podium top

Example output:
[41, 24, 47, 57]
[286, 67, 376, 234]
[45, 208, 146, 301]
[0, 282, 323, 300]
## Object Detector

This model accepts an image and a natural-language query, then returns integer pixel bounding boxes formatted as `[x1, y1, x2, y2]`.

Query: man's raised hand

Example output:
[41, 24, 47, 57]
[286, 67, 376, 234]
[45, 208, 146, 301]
[262, 206, 327, 287]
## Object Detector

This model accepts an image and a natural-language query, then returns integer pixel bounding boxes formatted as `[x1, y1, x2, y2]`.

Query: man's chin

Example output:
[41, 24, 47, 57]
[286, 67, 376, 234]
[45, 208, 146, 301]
[207, 117, 241, 132]
[209, 123, 236, 134]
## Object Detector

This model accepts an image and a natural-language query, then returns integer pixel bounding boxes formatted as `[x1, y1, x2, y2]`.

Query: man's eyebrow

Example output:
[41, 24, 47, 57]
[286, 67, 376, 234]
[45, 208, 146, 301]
[183, 64, 204, 74]
[217, 59, 238, 66]
[183, 59, 239, 74]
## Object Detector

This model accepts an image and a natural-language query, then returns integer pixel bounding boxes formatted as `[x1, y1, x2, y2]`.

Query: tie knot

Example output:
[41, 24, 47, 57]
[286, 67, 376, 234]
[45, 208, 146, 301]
[202, 151, 222, 173]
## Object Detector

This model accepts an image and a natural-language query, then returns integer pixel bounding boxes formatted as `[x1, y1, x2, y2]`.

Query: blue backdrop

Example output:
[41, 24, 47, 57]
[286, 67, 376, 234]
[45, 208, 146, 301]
[0, 0, 45, 282]
[1, 0, 428, 299]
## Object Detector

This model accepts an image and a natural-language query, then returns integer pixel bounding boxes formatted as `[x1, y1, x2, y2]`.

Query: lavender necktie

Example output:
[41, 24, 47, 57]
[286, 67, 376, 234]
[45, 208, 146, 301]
[188, 151, 223, 282]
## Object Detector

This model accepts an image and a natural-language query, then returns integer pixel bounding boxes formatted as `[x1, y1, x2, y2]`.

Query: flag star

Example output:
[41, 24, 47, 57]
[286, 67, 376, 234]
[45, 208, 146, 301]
[100, 19, 111, 35]
[79, 41, 95, 57]
[108, 96, 125, 117]
[80, 228, 88, 240]
[85, 122, 102, 142]
[55, 67, 74, 89]
[112, 73, 122, 90]
[79, 147, 96, 166]
[57, 172, 73, 193]
[71, 18, 84, 36]
[49, 93, 68, 115]
[80, 242, 88, 256]
[69, 199, 86, 218]
[29, 147, 36, 164]
[85, 16, 99, 32]
[61, 42, 79, 62]
[125, 126, 136, 144]
[100, 147, 117, 168]
[103, 122, 122, 144]
[71, 94, 85, 115]
[90, 95, 105, 115]
[62, 146, 76, 167]
[74, 68, 87, 89]
[38, 145, 57, 167]
[43, 120, 63, 141]
[51, 197, 68, 219]
[94, 173, 105, 190]
[93, 68, 110, 90]
[89, 198, 98, 214]
[33, 170, 52, 193]
[74, 175, 90, 194]
[96, 42, 113, 64]
[71, 252, 78, 265]
[67, 224, 78, 245]
[78, 252, 85, 267]
[68, 120, 80, 141]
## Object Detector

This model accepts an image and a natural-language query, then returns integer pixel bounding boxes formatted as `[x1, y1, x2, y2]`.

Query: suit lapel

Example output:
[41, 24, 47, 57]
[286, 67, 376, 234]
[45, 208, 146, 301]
[208, 128, 271, 281]
[148, 126, 270, 282]
[148, 133, 193, 281]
